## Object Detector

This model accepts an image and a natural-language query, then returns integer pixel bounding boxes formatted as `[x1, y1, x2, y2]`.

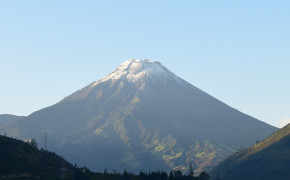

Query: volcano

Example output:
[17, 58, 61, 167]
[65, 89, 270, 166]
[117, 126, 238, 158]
[1, 59, 277, 173]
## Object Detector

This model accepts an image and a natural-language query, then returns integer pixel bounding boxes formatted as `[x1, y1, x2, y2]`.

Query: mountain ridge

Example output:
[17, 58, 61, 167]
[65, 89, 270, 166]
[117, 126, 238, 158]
[0, 114, 25, 128]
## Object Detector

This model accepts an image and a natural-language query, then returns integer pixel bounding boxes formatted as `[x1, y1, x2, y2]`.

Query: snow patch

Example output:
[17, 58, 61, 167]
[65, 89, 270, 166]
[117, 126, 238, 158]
[91, 59, 182, 87]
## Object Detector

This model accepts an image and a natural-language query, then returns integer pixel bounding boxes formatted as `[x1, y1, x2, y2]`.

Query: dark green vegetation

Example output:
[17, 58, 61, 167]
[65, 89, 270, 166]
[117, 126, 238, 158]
[0, 135, 211, 180]
[84, 170, 211, 180]
[0, 135, 77, 179]
[210, 123, 290, 180]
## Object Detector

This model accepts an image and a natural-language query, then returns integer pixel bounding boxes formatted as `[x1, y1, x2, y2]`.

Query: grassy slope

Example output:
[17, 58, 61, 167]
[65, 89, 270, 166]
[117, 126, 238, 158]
[210, 124, 290, 180]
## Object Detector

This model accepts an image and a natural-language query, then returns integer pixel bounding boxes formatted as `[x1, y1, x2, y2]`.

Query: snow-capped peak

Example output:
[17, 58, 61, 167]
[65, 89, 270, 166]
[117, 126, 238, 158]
[91, 59, 181, 86]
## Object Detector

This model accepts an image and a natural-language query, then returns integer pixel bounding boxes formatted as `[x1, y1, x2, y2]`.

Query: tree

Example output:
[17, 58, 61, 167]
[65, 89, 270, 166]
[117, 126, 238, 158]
[199, 171, 210, 180]
[169, 170, 174, 179]
[28, 138, 38, 148]
[173, 170, 182, 176]
[189, 162, 194, 177]
[122, 169, 130, 180]
[104, 167, 108, 175]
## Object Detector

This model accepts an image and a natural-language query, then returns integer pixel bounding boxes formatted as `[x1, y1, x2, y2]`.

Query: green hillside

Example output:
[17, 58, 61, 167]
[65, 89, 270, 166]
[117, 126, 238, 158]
[210, 123, 290, 180]
[0, 135, 77, 179]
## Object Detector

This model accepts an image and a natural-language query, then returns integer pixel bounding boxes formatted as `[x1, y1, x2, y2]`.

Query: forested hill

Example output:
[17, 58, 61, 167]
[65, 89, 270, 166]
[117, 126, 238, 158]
[0, 135, 76, 179]
[210, 123, 290, 180]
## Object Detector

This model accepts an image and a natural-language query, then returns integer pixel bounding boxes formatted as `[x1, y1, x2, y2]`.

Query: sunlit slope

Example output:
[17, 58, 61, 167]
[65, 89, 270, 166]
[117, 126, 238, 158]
[210, 124, 290, 180]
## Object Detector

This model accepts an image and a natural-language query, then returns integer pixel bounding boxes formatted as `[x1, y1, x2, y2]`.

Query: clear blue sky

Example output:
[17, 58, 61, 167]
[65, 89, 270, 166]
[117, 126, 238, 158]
[0, 1, 289, 127]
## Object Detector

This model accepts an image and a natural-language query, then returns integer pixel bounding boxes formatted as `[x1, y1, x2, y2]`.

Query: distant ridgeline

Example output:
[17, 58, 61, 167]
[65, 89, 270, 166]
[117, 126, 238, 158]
[210, 123, 290, 180]
[0, 114, 25, 127]
[0, 135, 211, 179]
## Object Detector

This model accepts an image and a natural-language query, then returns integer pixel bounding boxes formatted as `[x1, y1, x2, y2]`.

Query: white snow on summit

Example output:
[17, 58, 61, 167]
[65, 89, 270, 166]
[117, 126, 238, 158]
[91, 59, 182, 87]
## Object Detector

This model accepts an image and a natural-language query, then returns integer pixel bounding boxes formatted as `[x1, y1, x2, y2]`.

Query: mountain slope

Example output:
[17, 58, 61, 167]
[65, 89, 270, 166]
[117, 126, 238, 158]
[0, 114, 25, 127]
[0, 135, 75, 179]
[210, 123, 290, 180]
[1, 59, 277, 173]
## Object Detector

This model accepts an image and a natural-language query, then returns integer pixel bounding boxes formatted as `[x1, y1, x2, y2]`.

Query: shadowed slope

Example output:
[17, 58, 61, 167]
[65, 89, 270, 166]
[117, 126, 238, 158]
[0, 135, 75, 179]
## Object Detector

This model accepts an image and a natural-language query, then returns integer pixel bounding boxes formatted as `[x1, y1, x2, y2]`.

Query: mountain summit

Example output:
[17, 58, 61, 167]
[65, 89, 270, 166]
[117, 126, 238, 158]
[1, 59, 277, 173]
[91, 59, 181, 86]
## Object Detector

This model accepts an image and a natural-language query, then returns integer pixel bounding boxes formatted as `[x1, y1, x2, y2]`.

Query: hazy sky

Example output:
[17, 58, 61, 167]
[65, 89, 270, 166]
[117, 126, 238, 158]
[0, 1, 289, 128]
